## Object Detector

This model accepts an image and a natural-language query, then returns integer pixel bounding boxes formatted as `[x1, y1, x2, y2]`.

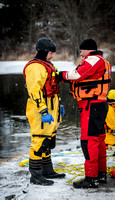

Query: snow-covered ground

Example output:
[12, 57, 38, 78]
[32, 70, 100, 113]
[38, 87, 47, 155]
[0, 142, 115, 200]
[0, 61, 115, 74]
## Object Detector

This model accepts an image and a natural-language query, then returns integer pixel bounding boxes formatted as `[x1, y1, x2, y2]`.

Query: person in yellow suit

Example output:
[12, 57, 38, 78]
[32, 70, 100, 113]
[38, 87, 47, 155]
[23, 38, 65, 186]
[105, 90, 115, 147]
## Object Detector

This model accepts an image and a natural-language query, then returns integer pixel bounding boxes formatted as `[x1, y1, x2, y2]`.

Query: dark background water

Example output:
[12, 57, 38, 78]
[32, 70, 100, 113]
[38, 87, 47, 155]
[0, 73, 115, 159]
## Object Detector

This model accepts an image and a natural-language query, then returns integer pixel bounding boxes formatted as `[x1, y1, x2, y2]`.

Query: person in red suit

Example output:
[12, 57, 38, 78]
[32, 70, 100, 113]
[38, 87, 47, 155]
[56, 39, 111, 188]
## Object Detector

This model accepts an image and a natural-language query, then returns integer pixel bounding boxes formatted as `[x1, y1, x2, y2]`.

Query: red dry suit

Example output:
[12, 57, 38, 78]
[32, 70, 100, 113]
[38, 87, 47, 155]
[63, 51, 111, 177]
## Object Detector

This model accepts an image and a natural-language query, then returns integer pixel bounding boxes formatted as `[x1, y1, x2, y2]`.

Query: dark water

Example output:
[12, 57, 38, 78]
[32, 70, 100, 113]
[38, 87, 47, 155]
[0, 72, 115, 159]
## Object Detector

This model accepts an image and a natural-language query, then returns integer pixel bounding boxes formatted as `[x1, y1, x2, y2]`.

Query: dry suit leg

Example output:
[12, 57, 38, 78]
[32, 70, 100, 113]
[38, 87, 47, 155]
[26, 95, 60, 167]
[98, 134, 106, 172]
[78, 100, 108, 177]
[81, 137, 99, 177]
[42, 131, 56, 158]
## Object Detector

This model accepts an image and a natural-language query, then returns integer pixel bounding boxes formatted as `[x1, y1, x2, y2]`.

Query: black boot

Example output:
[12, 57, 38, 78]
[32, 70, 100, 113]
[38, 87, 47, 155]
[30, 168, 54, 186]
[42, 156, 66, 179]
[73, 177, 99, 189]
[98, 171, 107, 183]
[29, 159, 54, 186]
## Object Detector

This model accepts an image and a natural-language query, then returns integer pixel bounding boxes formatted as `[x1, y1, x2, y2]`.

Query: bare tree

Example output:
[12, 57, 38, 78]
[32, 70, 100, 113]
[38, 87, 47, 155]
[56, 0, 99, 60]
[0, 0, 114, 59]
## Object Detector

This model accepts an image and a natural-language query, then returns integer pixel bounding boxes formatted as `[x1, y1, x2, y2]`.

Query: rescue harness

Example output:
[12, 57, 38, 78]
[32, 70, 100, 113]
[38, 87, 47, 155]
[23, 59, 60, 98]
[70, 56, 111, 101]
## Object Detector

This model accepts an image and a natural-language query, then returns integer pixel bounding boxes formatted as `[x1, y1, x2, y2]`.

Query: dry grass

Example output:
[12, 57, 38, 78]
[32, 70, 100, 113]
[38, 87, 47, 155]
[99, 42, 115, 50]
[52, 50, 74, 61]
[0, 43, 114, 65]
[99, 42, 115, 65]
[0, 52, 35, 61]
[0, 49, 74, 61]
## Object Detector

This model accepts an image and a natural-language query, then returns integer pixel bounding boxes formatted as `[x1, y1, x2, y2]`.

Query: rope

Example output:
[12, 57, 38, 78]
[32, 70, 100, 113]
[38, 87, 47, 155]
[53, 151, 115, 183]
[54, 160, 115, 183]
[54, 162, 84, 183]
[19, 149, 115, 183]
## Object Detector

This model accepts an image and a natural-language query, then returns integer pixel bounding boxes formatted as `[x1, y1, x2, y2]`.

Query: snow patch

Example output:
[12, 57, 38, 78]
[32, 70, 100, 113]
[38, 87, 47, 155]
[0, 148, 115, 200]
[0, 61, 114, 75]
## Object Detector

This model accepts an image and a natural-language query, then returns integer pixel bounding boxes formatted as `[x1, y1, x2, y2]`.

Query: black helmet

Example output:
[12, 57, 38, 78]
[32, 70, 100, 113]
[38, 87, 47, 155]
[36, 38, 56, 52]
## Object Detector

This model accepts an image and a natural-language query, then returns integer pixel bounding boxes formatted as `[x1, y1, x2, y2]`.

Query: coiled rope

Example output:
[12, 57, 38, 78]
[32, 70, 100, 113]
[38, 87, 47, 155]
[19, 149, 115, 183]
[54, 159, 115, 183]
[54, 162, 85, 183]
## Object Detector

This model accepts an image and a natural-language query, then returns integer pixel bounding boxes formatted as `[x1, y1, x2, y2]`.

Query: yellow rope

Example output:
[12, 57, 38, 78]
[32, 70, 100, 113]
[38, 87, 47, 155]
[19, 150, 115, 183]
[54, 155, 115, 183]
[54, 162, 85, 183]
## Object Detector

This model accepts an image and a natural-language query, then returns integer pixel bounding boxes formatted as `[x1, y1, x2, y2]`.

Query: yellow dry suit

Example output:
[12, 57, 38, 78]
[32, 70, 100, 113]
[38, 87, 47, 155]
[23, 60, 61, 161]
[105, 90, 115, 146]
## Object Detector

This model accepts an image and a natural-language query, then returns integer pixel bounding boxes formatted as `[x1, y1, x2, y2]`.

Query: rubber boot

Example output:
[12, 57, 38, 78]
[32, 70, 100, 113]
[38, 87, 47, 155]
[73, 177, 99, 189]
[30, 168, 54, 186]
[98, 171, 107, 183]
[42, 156, 65, 179]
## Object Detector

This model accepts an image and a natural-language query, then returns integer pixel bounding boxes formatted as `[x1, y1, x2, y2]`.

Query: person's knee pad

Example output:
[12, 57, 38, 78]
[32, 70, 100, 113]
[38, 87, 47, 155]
[50, 135, 56, 149]
[34, 137, 51, 156]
